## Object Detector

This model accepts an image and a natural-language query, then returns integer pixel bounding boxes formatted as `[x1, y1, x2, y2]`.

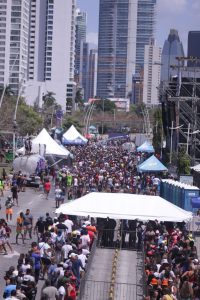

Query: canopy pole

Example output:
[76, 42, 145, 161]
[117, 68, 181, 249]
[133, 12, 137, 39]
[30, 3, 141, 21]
[49, 158, 64, 167]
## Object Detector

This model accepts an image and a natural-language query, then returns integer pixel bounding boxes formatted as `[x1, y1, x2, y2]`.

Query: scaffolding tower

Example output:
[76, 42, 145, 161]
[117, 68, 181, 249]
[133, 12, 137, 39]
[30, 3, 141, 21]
[161, 57, 200, 165]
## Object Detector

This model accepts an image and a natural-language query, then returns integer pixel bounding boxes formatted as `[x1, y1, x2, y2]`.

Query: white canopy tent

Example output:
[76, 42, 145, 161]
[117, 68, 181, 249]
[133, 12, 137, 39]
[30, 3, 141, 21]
[56, 192, 192, 222]
[17, 128, 70, 157]
[191, 164, 200, 172]
[62, 125, 88, 145]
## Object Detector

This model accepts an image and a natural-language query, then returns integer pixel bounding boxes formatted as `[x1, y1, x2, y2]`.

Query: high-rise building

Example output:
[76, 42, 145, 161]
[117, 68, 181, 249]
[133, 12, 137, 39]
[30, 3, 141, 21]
[0, 0, 30, 95]
[75, 9, 87, 82]
[88, 48, 98, 99]
[79, 42, 89, 100]
[187, 31, 200, 67]
[97, 0, 156, 100]
[161, 29, 184, 82]
[25, 0, 76, 110]
[143, 39, 161, 106]
[97, 0, 138, 99]
[135, 0, 157, 73]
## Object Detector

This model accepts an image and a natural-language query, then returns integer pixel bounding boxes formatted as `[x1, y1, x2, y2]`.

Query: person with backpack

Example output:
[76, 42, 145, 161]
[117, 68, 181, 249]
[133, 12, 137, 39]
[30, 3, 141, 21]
[55, 231, 65, 263]
[45, 213, 53, 231]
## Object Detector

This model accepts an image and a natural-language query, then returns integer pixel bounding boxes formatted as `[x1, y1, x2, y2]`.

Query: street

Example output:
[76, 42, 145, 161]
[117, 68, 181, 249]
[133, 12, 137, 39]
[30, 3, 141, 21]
[0, 186, 56, 298]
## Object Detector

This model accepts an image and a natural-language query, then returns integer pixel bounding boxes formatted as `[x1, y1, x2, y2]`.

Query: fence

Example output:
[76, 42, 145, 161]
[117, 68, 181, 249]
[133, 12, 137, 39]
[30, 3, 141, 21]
[96, 229, 140, 250]
[79, 280, 144, 300]
[78, 228, 147, 300]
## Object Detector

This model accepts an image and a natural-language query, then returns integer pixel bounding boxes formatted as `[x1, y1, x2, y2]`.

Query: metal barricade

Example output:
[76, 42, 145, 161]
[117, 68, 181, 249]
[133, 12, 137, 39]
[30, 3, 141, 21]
[97, 229, 138, 250]
[79, 280, 144, 300]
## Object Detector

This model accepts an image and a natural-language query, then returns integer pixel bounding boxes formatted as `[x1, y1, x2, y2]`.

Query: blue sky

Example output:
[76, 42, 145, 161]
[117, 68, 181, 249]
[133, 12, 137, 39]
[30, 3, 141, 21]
[76, 0, 200, 53]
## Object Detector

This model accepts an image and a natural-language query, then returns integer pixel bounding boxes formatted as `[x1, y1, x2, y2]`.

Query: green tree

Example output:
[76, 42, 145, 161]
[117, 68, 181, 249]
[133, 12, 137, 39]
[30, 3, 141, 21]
[152, 108, 163, 152]
[42, 91, 56, 108]
[0, 85, 14, 97]
[62, 116, 83, 132]
[177, 147, 191, 175]
[17, 101, 42, 135]
[95, 99, 116, 112]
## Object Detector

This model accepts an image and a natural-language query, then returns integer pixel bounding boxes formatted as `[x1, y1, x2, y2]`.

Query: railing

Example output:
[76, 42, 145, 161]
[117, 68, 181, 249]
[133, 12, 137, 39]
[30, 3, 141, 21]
[78, 229, 147, 299]
[79, 280, 144, 300]
[78, 238, 97, 299]
[96, 229, 138, 250]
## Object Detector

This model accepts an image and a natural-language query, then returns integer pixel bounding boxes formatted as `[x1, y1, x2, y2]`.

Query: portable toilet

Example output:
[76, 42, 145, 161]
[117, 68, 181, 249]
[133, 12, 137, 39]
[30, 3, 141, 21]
[183, 185, 200, 211]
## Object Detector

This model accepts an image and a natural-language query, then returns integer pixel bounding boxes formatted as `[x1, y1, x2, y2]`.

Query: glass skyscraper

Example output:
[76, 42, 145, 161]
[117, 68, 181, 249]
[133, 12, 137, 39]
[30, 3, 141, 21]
[97, 0, 138, 99]
[136, 0, 157, 73]
[187, 31, 200, 67]
[97, 0, 156, 99]
[161, 29, 184, 82]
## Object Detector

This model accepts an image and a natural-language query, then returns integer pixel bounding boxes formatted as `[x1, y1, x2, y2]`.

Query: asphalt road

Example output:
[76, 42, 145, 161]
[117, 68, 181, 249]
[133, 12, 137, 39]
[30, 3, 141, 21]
[0, 185, 57, 298]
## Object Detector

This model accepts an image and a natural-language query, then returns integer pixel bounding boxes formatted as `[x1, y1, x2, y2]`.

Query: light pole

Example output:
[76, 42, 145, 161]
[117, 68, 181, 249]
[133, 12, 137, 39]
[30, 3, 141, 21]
[169, 122, 183, 164]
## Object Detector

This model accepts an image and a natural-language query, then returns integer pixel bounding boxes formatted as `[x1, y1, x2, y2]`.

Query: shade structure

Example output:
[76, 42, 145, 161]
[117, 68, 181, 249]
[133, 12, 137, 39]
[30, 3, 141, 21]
[55, 192, 192, 222]
[62, 125, 88, 145]
[138, 155, 168, 172]
[137, 141, 155, 153]
[191, 164, 200, 172]
[17, 129, 70, 157]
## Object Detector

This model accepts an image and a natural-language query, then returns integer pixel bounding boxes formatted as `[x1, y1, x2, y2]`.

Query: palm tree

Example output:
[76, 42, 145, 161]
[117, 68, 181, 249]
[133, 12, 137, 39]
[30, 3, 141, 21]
[0, 85, 14, 97]
[42, 91, 56, 108]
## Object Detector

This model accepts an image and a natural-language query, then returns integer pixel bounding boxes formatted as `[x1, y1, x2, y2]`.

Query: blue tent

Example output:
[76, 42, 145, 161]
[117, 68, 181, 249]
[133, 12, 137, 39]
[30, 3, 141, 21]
[137, 141, 155, 153]
[138, 155, 168, 172]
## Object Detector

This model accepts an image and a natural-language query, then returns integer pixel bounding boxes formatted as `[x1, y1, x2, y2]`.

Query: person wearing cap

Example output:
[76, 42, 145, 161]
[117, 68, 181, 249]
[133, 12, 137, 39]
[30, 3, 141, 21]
[70, 253, 84, 286]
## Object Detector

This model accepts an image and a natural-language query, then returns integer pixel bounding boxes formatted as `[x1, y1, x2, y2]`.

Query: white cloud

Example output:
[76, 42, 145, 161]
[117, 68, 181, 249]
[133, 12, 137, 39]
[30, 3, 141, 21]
[86, 32, 98, 46]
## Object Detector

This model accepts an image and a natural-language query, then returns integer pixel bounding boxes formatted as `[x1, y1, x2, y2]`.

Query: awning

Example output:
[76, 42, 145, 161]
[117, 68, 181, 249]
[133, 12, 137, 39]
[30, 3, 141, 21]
[56, 192, 192, 222]
[138, 155, 168, 172]
[137, 141, 155, 153]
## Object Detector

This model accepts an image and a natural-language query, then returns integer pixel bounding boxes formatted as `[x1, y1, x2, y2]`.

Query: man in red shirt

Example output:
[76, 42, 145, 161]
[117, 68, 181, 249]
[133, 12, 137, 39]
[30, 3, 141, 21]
[44, 180, 51, 199]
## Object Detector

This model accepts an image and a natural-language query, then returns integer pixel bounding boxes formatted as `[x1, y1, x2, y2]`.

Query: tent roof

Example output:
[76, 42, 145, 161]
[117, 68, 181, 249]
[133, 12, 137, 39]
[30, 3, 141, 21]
[191, 164, 200, 172]
[138, 155, 168, 172]
[55, 192, 192, 222]
[32, 128, 70, 157]
[137, 141, 155, 153]
[63, 125, 87, 144]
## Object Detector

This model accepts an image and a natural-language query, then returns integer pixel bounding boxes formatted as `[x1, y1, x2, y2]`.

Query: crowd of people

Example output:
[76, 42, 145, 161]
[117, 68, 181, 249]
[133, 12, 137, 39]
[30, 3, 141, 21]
[2, 137, 197, 300]
[3, 212, 96, 299]
[144, 220, 200, 300]
[49, 140, 162, 206]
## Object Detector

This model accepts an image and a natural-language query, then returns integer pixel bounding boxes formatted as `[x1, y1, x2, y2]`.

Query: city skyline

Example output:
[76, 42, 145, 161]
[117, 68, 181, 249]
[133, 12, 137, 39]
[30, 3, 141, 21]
[77, 0, 200, 52]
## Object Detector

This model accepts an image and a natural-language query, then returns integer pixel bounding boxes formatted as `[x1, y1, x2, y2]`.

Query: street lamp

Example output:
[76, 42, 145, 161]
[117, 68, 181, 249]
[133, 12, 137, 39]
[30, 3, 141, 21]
[169, 121, 183, 164]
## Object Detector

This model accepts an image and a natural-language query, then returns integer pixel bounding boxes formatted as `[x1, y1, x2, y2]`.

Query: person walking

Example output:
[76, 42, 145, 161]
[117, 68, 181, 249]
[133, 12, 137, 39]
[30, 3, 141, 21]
[11, 184, 19, 207]
[44, 179, 51, 199]
[5, 196, 14, 222]
[0, 177, 4, 197]
[23, 209, 33, 240]
[16, 212, 25, 245]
